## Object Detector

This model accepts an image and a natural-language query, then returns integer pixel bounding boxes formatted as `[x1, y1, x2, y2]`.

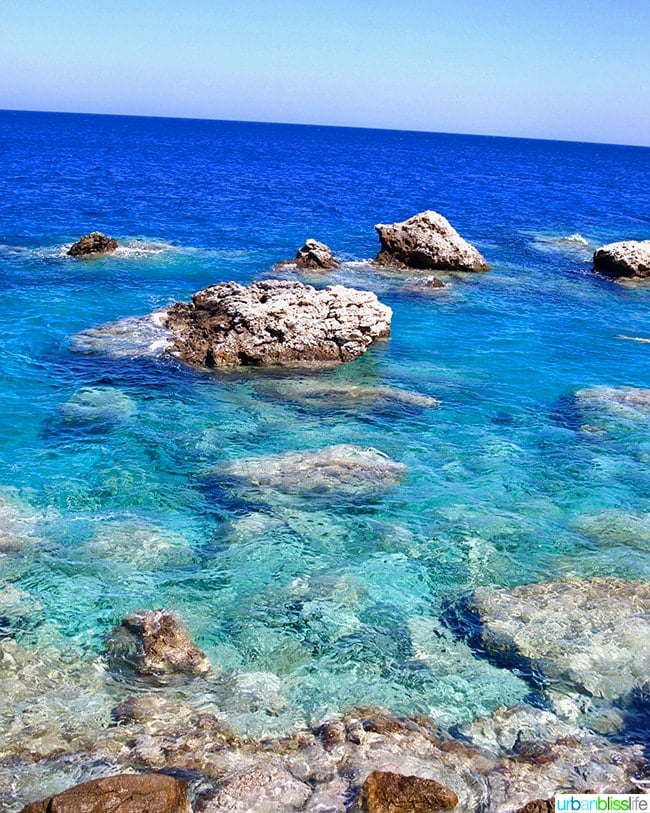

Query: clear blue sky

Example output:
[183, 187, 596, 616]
[1, 0, 648, 146]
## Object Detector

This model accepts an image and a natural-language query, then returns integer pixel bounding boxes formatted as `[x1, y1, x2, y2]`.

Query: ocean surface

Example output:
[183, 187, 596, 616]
[1, 110, 650, 800]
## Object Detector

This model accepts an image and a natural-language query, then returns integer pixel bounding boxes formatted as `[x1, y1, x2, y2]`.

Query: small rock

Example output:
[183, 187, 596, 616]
[164, 279, 392, 368]
[593, 239, 650, 281]
[106, 609, 210, 677]
[67, 231, 118, 257]
[358, 770, 458, 812]
[279, 239, 339, 270]
[20, 773, 190, 813]
[375, 211, 489, 272]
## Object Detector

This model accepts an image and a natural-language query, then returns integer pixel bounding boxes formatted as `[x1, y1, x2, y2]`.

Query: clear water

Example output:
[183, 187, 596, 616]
[1, 110, 650, 741]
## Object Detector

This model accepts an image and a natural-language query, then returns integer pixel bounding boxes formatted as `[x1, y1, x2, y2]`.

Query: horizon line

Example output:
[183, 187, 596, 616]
[2, 107, 649, 151]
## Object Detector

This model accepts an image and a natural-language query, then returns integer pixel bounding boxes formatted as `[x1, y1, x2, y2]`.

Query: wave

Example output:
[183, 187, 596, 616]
[530, 232, 591, 253]
[71, 311, 172, 359]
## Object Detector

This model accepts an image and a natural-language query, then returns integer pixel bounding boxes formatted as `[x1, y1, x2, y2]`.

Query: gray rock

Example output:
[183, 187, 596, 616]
[106, 609, 211, 677]
[278, 239, 339, 271]
[200, 767, 312, 812]
[164, 279, 391, 369]
[466, 578, 650, 702]
[216, 444, 406, 497]
[67, 231, 118, 258]
[593, 239, 650, 280]
[375, 211, 489, 272]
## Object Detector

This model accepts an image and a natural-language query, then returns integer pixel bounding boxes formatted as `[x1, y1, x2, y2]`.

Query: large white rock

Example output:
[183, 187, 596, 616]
[164, 279, 391, 368]
[375, 210, 489, 272]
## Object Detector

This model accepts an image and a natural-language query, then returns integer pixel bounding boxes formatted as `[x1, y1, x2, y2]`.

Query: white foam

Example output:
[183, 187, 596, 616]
[72, 313, 173, 359]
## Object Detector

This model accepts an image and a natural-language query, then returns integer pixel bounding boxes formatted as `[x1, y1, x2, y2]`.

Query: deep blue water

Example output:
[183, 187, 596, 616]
[1, 110, 650, 735]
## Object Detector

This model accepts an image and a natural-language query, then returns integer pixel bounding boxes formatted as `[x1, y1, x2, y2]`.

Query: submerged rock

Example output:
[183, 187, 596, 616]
[216, 444, 406, 497]
[164, 279, 391, 369]
[375, 211, 489, 272]
[254, 377, 439, 410]
[201, 767, 312, 812]
[58, 386, 136, 425]
[513, 802, 554, 813]
[358, 770, 458, 812]
[106, 609, 210, 678]
[462, 578, 650, 702]
[593, 239, 650, 281]
[67, 231, 118, 258]
[20, 774, 190, 813]
[575, 385, 650, 419]
[278, 239, 339, 271]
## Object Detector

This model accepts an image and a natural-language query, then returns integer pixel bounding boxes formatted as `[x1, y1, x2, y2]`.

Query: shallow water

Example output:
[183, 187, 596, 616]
[1, 112, 650, 795]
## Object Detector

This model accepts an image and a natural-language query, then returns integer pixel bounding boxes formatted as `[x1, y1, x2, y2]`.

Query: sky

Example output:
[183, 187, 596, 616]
[1, 0, 648, 146]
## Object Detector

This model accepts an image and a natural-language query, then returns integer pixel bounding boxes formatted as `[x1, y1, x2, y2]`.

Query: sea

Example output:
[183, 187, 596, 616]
[1, 109, 650, 803]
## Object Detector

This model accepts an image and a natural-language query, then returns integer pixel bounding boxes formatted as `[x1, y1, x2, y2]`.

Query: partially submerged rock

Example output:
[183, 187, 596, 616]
[375, 211, 489, 272]
[358, 770, 458, 812]
[164, 279, 391, 368]
[593, 239, 650, 281]
[20, 774, 190, 813]
[216, 444, 406, 497]
[575, 385, 650, 418]
[106, 609, 210, 677]
[67, 231, 118, 258]
[278, 239, 339, 270]
[461, 578, 650, 702]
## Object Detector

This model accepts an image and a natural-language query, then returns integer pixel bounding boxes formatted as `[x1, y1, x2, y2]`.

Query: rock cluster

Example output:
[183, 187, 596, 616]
[164, 279, 391, 369]
[593, 239, 650, 281]
[375, 211, 489, 272]
[20, 774, 190, 813]
[278, 239, 339, 270]
[106, 609, 210, 677]
[67, 231, 118, 257]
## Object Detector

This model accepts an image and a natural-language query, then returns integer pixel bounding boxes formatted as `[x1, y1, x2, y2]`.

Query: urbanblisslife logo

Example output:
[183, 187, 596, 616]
[555, 795, 649, 811]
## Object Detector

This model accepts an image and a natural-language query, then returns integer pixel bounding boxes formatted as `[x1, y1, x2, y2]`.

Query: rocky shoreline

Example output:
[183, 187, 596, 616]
[3, 570, 649, 812]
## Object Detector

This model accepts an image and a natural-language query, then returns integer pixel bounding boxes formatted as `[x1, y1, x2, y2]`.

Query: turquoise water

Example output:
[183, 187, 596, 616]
[1, 111, 650, 736]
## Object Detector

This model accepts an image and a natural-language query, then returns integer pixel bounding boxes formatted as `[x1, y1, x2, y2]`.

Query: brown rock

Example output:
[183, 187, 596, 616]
[106, 609, 210, 677]
[279, 239, 339, 270]
[375, 211, 489, 272]
[164, 279, 391, 369]
[358, 770, 458, 812]
[20, 773, 190, 813]
[593, 239, 650, 281]
[513, 800, 555, 813]
[67, 232, 118, 257]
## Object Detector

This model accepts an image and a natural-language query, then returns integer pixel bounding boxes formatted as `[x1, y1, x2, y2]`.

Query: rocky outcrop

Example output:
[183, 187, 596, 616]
[67, 231, 118, 257]
[375, 211, 489, 272]
[215, 444, 406, 497]
[461, 578, 650, 702]
[593, 239, 650, 280]
[358, 770, 458, 812]
[164, 279, 391, 368]
[278, 239, 339, 270]
[106, 609, 210, 677]
[20, 774, 190, 813]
